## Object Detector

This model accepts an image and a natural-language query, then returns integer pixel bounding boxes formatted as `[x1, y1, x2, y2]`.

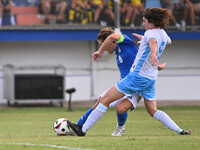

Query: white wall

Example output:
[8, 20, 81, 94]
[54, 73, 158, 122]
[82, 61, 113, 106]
[0, 41, 94, 103]
[0, 40, 199, 103]
[156, 40, 200, 101]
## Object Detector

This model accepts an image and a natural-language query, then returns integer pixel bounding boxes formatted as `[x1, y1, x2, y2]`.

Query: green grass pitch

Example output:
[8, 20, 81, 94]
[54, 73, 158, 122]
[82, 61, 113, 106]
[0, 106, 199, 150]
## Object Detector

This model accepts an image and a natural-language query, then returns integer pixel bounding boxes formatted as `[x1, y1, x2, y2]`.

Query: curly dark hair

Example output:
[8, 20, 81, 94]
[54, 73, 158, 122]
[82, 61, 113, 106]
[143, 8, 171, 29]
[97, 27, 115, 42]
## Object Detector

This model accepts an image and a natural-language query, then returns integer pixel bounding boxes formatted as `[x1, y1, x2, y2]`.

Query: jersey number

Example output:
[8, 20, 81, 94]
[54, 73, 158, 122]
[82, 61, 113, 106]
[118, 55, 123, 63]
[158, 41, 165, 60]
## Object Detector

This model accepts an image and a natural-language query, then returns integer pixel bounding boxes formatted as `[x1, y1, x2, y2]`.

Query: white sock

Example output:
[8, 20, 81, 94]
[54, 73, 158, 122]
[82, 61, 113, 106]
[10, 16, 16, 26]
[154, 110, 183, 134]
[0, 18, 2, 26]
[82, 103, 108, 133]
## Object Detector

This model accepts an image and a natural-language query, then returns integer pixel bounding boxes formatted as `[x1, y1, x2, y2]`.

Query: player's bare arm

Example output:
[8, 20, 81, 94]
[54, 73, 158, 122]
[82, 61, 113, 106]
[93, 33, 120, 62]
[132, 33, 143, 40]
[149, 38, 159, 66]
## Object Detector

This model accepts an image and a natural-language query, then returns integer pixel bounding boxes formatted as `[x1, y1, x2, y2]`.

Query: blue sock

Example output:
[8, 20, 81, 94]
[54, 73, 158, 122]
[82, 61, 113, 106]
[117, 112, 128, 126]
[77, 107, 93, 126]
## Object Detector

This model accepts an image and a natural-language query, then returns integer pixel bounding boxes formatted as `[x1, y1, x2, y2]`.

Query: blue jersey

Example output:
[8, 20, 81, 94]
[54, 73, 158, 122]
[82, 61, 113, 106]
[115, 34, 138, 79]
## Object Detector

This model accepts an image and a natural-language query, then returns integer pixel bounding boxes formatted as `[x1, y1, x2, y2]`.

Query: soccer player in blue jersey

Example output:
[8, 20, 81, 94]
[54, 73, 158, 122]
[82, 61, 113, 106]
[68, 8, 191, 136]
[76, 27, 141, 136]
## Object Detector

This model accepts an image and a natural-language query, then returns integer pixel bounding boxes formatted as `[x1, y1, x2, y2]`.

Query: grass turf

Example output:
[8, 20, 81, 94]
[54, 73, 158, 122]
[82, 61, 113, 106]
[0, 106, 199, 150]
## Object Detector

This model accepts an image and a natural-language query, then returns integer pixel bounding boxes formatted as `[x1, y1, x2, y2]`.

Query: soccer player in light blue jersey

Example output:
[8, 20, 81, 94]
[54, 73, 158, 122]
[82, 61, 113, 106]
[76, 27, 140, 136]
[68, 8, 191, 136]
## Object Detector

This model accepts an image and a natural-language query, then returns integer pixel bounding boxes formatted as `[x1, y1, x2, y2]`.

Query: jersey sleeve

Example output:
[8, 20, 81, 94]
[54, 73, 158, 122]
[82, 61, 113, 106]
[144, 30, 156, 43]
[115, 34, 125, 43]
[166, 36, 171, 45]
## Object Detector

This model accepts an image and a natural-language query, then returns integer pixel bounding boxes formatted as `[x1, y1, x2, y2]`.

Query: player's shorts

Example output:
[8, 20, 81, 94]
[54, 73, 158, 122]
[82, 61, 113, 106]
[100, 88, 140, 109]
[116, 72, 156, 100]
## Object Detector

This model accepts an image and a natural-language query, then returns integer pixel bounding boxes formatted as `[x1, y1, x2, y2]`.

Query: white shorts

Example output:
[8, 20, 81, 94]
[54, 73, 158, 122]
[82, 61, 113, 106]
[100, 88, 140, 109]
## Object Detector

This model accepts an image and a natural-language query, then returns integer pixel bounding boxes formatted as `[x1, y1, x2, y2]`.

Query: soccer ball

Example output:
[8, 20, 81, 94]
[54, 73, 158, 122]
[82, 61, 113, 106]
[53, 118, 71, 136]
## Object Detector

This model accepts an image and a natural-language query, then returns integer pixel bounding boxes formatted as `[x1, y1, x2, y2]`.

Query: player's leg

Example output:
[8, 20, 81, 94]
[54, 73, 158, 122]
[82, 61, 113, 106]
[76, 88, 125, 132]
[76, 107, 94, 126]
[82, 86, 124, 131]
[76, 98, 99, 126]
[67, 85, 125, 136]
[144, 99, 191, 135]
[111, 99, 131, 136]
[112, 93, 140, 136]
[77, 89, 110, 126]
[67, 73, 137, 136]
[117, 92, 141, 113]
[100, 91, 129, 136]
[108, 96, 127, 135]
[142, 80, 191, 135]
[78, 73, 138, 135]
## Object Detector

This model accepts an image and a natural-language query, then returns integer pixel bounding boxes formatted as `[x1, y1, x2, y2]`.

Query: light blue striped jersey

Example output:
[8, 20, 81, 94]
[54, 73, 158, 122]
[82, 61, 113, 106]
[130, 29, 171, 80]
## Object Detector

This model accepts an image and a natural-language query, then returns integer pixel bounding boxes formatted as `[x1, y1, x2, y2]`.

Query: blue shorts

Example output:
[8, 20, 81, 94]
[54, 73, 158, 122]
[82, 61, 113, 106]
[116, 72, 156, 100]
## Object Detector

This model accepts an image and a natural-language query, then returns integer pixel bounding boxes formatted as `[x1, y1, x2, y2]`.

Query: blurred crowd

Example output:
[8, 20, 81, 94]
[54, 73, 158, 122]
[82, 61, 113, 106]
[0, 0, 200, 30]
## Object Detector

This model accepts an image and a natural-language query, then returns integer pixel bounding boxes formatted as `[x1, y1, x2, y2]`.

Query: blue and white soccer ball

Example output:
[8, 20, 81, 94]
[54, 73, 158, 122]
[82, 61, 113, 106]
[53, 118, 71, 136]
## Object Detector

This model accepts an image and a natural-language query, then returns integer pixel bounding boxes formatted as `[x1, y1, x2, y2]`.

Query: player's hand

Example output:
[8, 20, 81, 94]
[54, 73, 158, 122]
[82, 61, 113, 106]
[92, 50, 103, 62]
[151, 53, 159, 66]
[132, 33, 143, 40]
[158, 63, 166, 70]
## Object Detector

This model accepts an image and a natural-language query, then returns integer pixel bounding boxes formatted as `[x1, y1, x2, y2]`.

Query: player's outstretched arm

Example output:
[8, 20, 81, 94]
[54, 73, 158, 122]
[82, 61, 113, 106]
[93, 33, 121, 62]
[92, 50, 104, 62]
[132, 33, 143, 40]
[149, 38, 159, 66]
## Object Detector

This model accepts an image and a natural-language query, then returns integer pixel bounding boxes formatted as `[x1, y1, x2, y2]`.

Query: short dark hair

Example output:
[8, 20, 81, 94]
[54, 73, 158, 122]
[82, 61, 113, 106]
[143, 8, 171, 29]
[97, 27, 115, 42]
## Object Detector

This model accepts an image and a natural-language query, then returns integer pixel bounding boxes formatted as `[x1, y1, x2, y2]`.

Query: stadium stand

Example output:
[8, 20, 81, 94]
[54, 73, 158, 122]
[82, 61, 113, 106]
[0, 0, 199, 30]
[11, 0, 43, 25]
[12, 6, 43, 25]
[12, 0, 39, 6]
[2, 13, 16, 26]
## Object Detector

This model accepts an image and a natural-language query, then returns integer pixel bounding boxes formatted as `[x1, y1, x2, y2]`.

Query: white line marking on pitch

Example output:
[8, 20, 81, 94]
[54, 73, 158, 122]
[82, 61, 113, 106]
[0, 142, 95, 150]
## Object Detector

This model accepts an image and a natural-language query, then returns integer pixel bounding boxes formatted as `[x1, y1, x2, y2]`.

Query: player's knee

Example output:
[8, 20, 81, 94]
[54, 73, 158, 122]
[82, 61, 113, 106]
[116, 106, 126, 114]
[100, 97, 112, 107]
[116, 109, 125, 114]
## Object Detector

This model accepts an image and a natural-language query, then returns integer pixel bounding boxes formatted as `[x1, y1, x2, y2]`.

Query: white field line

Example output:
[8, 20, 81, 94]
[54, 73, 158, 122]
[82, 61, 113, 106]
[0, 142, 95, 150]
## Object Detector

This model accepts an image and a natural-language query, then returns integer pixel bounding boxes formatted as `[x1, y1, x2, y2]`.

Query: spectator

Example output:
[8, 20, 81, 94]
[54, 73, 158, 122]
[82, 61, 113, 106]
[187, 0, 200, 26]
[106, 0, 132, 26]
[70, 0, 91, 24]
[128, 0, 145, 28]
[0, 0, 16, 26]
[55, 0, 67, 24]
[120, 0, 133, 26]
[71, 0, 91, 10]
[89, 0, 114, 25]
[145, 0, 181, 29]
[39, 0, 67, 24]
[165, 0, 190, 30]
